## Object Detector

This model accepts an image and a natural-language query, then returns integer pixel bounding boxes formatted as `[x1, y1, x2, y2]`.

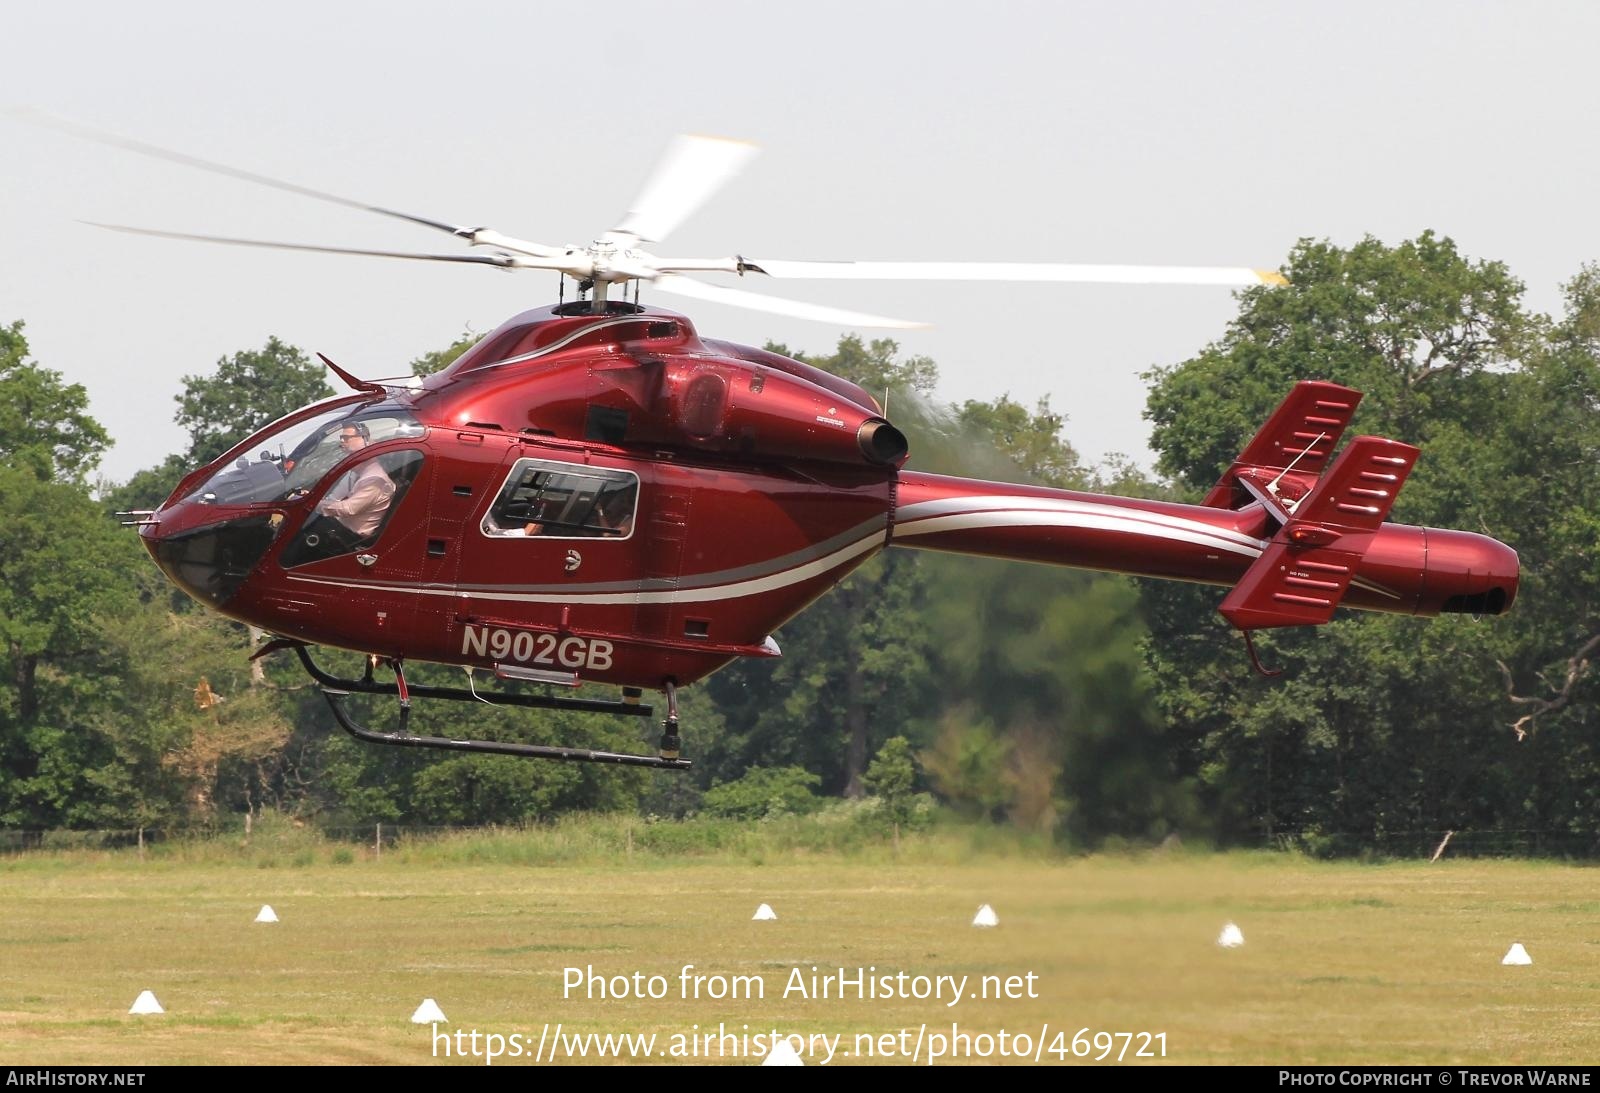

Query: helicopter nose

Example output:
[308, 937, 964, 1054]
[142, 513, 281, 608]
[1423, 528, 1519, 616]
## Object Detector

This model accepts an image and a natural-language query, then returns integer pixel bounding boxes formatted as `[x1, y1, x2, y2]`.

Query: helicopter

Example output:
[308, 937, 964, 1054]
[46, 122, 1516, 772]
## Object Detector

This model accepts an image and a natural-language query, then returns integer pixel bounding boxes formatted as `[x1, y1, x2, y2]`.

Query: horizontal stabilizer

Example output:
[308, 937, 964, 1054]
[1220, 544, 1362, 629]
[1202, 381, 1362, 509]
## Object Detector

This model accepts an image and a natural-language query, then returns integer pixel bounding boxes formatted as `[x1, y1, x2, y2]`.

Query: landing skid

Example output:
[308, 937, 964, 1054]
[282, 644, 692, 771]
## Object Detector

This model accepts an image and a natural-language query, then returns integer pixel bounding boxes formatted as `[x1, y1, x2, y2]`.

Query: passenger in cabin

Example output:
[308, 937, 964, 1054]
[316, 422, 395, 541]
[593, 486, 635, 535]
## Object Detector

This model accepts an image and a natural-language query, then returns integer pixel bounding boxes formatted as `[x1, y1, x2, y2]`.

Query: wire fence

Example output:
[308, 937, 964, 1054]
[1257, 828, 1600, 860]
[0, 823, 496, 854]
[3, 823, 1600, 860]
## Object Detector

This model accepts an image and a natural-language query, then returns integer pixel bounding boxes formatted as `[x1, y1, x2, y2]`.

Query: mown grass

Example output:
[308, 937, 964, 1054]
[0, 822, 1596, 1065]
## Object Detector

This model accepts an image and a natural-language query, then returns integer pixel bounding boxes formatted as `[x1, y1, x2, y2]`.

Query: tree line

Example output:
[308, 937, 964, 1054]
[3, 232, 1598, 853]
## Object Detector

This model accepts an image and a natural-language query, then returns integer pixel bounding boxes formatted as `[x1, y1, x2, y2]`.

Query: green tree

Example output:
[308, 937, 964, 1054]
[1474, 264, 1600, 848]
[100, 453, 189, 515]
[704, 549, 933, 797]
[0, 320, 109, 482]
[768, 334, 938, 403]
[409, 755, 587, 825]
[64, 573, 297, 826]
[956, 395, 1087, 488]
[895, 388, 1186, 843]
[0, 464, 148, 825]
[1145, 232, 1528, 496]
[410, 332, 481, 377]
[702, 766, 821, 819]
[863, 735, 920, 845]
[176, 336, 332, 466]
[917, 555, 1184, 841]
[0, 466, 140, 725]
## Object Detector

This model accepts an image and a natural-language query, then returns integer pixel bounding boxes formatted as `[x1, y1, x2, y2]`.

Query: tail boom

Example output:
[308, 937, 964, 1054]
[891, 471, 1516, 621]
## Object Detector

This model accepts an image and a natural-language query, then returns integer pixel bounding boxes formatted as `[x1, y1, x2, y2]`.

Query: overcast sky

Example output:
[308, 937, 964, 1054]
[3, 1, 1596, 481]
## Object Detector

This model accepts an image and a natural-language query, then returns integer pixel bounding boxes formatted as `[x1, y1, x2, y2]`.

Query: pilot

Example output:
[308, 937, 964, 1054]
[316, 422, 395, 540]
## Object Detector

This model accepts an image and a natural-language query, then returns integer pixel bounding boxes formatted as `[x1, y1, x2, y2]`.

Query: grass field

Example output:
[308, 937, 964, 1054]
[1, 824, 1596, 1066]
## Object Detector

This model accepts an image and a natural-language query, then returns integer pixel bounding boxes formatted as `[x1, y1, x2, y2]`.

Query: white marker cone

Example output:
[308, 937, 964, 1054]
[1502, 943, 1532, 965]
[254, 904, 279, 923]
[1217, 922, 1245, 948]
[972, 904, 999, 927]
[763, 1039, 804, 1066]
[752, 903, 778, 921]
[128, 990, 164, 1015]
[411, 998, 448, 1023]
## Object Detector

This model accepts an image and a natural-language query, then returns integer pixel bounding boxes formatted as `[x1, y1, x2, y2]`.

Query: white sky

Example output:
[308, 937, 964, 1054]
[3, 1, 1595, 480]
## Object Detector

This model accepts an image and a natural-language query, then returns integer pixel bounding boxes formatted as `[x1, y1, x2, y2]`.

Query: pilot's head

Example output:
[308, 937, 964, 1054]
[338, 422, 371, 451]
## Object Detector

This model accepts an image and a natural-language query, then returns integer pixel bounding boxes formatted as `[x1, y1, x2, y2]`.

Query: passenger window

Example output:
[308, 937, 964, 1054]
[483, 459, 637, 539]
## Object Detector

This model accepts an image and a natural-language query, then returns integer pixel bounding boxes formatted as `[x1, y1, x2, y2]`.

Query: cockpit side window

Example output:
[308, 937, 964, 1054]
[191, 406, 424, 508]
[482, 459, 637, 540]
[281, 449, 425, 567]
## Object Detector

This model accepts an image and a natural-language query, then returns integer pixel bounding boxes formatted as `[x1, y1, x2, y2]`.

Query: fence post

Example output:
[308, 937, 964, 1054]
[375, 822, 381, 861]
[1429, 831, 1454, 863]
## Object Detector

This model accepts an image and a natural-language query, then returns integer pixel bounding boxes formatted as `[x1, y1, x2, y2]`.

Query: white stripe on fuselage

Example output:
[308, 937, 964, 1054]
[895, 509, 1265, 558]
[286, 526, 887, 605]
[895, 494, 1267, 552]
[895, 495, 1268, 559]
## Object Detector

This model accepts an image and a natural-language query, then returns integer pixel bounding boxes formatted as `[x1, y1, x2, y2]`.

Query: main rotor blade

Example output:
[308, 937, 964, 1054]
[744, 259, 1289, 287]
[609, 135, 759, 246]
[13, 107, 567, 258]
[83, 222, 568, 269]
[653, 274, 926, 329]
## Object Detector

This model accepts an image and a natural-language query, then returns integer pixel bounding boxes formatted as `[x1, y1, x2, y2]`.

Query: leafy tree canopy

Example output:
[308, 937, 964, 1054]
[410, 332, 481, 377]
[768, 334, 938, 399]
[957, 394, 1087, 489]
[0, 320, 109, 483]
[176, 337, 332, 466]
[1145, 232, 1528, 497]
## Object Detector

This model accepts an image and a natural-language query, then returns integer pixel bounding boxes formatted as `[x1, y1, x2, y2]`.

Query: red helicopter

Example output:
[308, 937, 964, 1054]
[82, 128, 1517, 771]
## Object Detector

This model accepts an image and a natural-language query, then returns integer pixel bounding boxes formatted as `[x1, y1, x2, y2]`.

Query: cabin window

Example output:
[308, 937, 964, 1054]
[482, 459, 638, 540]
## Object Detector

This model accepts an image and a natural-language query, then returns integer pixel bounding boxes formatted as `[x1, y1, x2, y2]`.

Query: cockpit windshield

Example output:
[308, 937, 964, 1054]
[190, 404, 425, 506]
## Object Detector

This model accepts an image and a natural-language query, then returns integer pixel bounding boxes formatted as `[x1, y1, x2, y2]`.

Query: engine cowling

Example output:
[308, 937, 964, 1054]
[661, 362, 907, 467]
[416, 305, 908, 468]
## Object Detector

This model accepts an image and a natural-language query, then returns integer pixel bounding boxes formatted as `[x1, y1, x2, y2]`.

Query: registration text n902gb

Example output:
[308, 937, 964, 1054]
[462, 625, 614, 670]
